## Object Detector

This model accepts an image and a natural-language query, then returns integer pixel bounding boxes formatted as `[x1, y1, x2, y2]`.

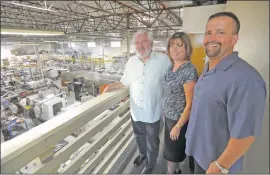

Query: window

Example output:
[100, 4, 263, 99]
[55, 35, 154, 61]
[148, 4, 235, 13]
[68, 43, 75, 47]
[87, 42, 96, 47]
[110, 41, 121, 48]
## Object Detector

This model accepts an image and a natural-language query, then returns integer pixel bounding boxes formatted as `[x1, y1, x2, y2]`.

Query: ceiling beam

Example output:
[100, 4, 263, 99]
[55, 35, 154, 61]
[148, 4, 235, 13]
[158, 2, 183, 25]
[112, 0, 172, 29]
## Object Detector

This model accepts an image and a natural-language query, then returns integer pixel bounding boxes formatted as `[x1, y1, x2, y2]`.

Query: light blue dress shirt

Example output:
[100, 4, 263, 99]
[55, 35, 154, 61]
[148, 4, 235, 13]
[120, 51, 171, 123]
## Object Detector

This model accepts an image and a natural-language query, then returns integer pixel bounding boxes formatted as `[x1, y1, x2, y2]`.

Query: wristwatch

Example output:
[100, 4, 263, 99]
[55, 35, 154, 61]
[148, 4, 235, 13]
[214, 161, 229, 174]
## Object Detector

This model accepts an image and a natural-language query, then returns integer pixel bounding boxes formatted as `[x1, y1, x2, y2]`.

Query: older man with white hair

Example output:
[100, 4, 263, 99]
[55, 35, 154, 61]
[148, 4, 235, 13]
[103, 30, 171, 174]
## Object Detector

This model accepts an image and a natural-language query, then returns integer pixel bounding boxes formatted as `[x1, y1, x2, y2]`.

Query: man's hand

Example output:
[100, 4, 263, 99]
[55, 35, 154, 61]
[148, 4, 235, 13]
[103, 82, 125, 94]
[103, 84, 112, 93]
[206, 161, 221, 174]
[170, 125, 181, 141]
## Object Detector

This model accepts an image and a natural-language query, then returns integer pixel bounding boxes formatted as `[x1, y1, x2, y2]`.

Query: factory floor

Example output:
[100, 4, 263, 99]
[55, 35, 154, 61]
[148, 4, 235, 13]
[1, 78, 84, 173]
[1, 79, 77, 144]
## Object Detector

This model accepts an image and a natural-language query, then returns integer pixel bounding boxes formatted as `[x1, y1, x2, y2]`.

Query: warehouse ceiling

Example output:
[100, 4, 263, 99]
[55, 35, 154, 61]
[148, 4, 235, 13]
[1, 0, 227, 43]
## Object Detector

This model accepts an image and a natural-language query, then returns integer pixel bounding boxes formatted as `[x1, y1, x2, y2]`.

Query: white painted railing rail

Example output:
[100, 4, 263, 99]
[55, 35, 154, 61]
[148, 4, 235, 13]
[1, 88, 132, 174]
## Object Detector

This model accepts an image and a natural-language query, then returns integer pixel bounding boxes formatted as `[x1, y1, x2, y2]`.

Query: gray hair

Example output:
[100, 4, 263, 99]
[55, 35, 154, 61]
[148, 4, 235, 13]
[131, 29, 154, 48]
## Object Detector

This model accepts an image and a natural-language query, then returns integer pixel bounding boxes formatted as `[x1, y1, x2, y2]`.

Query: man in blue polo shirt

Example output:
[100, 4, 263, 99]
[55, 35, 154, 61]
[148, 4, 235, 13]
[185, 12, 267, 174]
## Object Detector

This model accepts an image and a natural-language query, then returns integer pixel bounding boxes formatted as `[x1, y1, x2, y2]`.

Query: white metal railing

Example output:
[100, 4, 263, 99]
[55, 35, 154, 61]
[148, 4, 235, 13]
[1, 88, 132, 174]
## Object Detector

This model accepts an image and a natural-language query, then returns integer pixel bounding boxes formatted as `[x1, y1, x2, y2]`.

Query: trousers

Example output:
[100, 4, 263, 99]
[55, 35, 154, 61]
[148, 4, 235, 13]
[188, 156, 206, 174]
[131, 118, 161, 168]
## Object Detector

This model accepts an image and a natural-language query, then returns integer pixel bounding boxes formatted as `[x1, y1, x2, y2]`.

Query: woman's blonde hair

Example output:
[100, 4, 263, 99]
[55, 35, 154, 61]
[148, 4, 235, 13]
[167, 32, 193, 63]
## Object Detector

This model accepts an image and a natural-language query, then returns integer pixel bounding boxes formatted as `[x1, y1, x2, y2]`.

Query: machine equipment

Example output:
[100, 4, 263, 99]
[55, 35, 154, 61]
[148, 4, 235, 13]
[28, 90, 67, 121]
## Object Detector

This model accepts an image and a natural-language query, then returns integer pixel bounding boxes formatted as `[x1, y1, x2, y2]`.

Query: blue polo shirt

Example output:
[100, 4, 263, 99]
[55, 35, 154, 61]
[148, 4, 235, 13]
[185, 52, 267, 173]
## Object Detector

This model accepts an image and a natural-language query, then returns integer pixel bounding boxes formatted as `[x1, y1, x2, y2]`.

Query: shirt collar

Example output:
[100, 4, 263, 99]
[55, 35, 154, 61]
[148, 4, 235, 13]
[203, 62, 209, 75]
[215, 51, 239, 71]
[203, 51, 239, 74]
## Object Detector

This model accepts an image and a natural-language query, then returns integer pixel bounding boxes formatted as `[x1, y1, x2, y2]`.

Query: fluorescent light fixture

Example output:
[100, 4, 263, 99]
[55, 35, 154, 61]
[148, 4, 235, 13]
[1, 27, 64, 36]
[88, 42, 96, 47]
[44, 41, 59, 43]
[14, 43, 40, 46]
[73, 40, 88, 42]
[154, 40, 161, 43]
[57, 41, 68, 44]
[111, 41, 121, 47]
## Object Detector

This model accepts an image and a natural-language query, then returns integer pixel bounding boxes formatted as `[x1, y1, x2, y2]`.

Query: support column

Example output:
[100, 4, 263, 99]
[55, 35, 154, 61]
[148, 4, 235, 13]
[127, 30, 130, 59]
[34, 43, 44, 80]
[126, 14, 130, 59]
[61, 42, 64, 57]
[102, 32, 105, 69]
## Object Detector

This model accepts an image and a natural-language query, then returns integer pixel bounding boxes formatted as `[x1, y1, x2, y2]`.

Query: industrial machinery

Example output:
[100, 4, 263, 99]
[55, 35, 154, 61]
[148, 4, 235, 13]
[1, 117, 28, 141]
[1, 52, 128, 143]
[73, 77, 99, 101]
[1, 96, 28, 141]
[45, 69, 59, 80]
[27, 89, 67, 122]
[26, 79, 47, 90]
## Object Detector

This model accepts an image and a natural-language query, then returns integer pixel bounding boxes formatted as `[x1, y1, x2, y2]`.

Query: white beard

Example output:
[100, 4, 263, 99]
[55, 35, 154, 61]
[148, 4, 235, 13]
[136, 48, 152, 59]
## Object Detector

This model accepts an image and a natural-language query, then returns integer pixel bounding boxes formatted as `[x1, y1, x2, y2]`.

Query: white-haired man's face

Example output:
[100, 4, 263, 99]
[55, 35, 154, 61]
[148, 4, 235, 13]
[135, 33, 152, 59]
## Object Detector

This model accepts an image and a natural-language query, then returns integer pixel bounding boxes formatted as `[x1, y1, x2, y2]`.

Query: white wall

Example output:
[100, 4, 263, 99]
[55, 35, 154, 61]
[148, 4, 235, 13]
[182, 4, 226, 33]
[225, 1, 269, 173]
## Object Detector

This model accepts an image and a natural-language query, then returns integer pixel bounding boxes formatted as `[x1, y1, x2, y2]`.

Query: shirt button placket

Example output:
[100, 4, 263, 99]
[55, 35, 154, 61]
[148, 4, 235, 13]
[141, 64, 145, 113]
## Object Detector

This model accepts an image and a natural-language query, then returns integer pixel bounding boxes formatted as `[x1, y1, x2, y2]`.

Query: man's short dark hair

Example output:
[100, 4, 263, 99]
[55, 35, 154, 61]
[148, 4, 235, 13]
[208, 12, 240, 34]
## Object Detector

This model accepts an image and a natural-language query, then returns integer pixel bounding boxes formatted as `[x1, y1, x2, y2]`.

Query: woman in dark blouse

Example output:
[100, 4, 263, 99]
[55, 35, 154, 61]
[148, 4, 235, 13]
[162, 32, 198, 174]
